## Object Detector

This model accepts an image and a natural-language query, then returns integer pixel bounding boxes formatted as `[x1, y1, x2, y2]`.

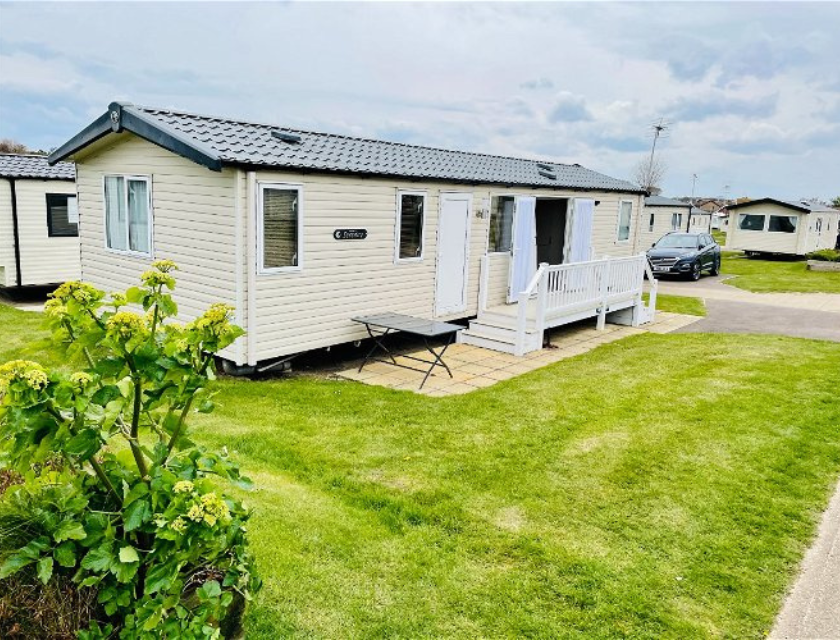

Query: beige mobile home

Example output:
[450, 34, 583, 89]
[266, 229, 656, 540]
[638, 196, 692, 249]
[0, 154, 79, 288]
[726, 198, 839, 256]
[49, 102, 655, 365]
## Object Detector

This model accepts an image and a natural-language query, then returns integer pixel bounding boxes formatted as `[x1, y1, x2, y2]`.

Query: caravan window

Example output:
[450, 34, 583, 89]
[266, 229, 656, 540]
[259, 184, 301, 272]
[489, 196, 514, 253]
[396, 192, 425, 261]
[738, 214, 765, 231]
[768, 215, 797, 233]
[648, 212, 655, 232]
[616, 201, 632, 241]
[46, 194, 79, 238]
[671, 212, 683, 231]
[104, 176, 151, 255]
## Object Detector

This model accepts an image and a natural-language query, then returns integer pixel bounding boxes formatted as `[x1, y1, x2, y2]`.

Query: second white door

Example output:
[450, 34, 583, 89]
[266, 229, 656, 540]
[435, 193, 471, 315]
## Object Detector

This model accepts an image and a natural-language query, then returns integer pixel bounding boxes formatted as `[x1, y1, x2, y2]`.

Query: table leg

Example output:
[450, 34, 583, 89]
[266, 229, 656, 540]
[419, 333, 455, 388]
[358, 325, 396, 373]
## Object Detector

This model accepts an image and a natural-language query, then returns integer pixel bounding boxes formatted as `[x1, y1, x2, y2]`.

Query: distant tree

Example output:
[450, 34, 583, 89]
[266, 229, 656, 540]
[0, 139, 39, 154]
[632, 156, 666, 194]
[831, 196, 840, 208]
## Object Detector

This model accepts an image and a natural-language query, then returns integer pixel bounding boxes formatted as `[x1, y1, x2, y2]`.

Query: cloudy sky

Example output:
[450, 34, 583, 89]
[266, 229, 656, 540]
[1, 1, 838, 200]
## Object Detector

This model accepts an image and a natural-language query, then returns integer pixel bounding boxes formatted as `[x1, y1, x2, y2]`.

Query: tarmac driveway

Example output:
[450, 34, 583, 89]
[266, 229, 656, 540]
[650, 275, 840, 342]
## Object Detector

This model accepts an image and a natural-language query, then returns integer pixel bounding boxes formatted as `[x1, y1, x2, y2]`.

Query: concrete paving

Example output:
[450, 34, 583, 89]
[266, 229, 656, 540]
[647, 275, 840, 342]
[771, 478, 840, 639]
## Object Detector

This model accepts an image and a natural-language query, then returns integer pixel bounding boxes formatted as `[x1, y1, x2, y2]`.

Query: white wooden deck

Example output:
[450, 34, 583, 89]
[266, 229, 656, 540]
[459, 254, 658, 355]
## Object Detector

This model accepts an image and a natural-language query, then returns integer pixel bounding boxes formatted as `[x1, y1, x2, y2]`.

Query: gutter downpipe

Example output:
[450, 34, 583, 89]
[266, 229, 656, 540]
[6, 178, 22, 287]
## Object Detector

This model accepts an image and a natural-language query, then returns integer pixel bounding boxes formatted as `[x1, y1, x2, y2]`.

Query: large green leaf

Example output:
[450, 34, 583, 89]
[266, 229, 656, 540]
[0, 553, 35, 579]
[36, 556, 54, 584]
[81, 544, 114, 572]
[65, 429, 101, 459]
[118, 545, 140, 564]
[54, 519, 87, 543]
[54, 541, 77, 568]
[123, 498, 151, 532]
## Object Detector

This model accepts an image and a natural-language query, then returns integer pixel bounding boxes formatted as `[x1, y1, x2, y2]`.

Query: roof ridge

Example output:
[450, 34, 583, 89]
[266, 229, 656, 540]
[137, 104, 585, 170]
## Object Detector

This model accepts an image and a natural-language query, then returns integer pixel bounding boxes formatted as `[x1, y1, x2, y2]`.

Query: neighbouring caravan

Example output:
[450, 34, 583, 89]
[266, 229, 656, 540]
[726, 198, 840, 256]
[639, 196, 692, 249]
[49, 101, 653, 364]
[0, 154, 79, 288]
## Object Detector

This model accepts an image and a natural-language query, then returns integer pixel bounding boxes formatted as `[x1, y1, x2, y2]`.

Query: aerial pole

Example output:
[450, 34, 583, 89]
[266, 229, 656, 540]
[645, 118, 670, 193]
[687, 173, 697, 232]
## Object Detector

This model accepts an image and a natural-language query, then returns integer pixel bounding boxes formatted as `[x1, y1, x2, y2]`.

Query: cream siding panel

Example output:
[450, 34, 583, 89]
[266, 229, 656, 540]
[803, 211, 840, 253]
[75, 134, 240, 358]
[245, 175, 643, 361]
[637, 206, 691, 250]
[0, 180, 13, 286]
[3, 179, 80, 286]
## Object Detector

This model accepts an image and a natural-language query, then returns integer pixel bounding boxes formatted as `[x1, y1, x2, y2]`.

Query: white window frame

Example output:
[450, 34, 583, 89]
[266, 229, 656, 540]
[395, 190, 427, 263]
[102, 174, 153, 258]
[257, 182, 303, 275]
[615, 199, 633, 243]
[767, 214, 798, 234]
[671, 212, 684, 232]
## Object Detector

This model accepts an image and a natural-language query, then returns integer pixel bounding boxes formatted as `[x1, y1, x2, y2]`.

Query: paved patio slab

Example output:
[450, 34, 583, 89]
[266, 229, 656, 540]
[336, 312, 700, 396]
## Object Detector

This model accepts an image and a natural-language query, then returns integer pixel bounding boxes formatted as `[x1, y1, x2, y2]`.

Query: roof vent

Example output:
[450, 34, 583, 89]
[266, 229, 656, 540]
[536, 162, 553, 171]
[272, 130, 301, 144]
[538, 169, 557, 180]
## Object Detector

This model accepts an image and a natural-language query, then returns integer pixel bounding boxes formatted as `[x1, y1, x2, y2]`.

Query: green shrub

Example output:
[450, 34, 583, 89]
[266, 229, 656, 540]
[0, 261, 260, 638]
[807, 249, 840, 262]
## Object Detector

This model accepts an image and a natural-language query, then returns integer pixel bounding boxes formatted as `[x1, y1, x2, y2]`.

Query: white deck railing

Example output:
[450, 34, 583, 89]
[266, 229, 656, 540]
[510, 254, 656, 355]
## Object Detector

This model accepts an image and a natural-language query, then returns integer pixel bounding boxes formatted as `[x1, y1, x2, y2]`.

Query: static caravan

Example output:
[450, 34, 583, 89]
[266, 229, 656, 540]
[726, 198, 840, 256]
[639, 196, 692, 249]
[0, 154, 79, 288]
[49, 101, 653, 365]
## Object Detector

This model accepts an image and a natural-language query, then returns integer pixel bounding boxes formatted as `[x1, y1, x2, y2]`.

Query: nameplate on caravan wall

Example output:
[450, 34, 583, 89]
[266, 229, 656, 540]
[333, 229, 368, 240]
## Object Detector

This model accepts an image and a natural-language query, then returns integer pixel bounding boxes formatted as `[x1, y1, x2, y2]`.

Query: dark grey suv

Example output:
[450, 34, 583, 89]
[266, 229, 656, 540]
[647, 232, 721, 281]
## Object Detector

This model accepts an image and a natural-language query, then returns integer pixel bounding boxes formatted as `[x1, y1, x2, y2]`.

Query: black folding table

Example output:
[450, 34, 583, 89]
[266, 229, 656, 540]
[351, 313, 465, 389]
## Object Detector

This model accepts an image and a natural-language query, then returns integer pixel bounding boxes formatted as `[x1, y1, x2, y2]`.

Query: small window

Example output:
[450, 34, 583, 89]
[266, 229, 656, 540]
[768, 215, 798, 233]
[738, 214, 765, 231]
[489, 196, 515, 253]
[648, 212, 655, 232]
[396, 192, 425, 261]
[617, 201, 632, 242]
[671, 212, 683, 231]
[259, 184, 301, 271]
[104, 175, 151, 255]
[46, 194, 78, 237]
[814, 218, 823, 233]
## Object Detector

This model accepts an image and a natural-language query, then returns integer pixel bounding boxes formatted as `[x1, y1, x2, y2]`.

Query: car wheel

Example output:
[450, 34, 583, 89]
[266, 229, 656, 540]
[710, 257, 720, 276]
[689, 262, 701, 281]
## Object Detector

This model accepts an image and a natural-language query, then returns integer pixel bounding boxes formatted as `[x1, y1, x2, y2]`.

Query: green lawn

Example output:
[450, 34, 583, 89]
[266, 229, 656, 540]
[712, 230, 726, 246]
[3, 303, 840, 638]
[722, 252, 840, 294]
[645, 292, 706, 316]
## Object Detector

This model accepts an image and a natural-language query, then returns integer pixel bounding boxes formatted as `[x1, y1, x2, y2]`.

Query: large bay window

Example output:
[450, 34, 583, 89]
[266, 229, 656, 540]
[768, 215, 798, 233]
[104, 175, 151, 255]
[738, 214, 765, 231]
[259, 184, 302, 272]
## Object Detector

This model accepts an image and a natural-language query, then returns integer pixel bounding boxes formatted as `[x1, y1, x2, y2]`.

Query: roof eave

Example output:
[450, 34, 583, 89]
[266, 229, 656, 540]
[225, 161, 644, 194]
[49, 102, 223, 172]
[728, 198, 810, 214]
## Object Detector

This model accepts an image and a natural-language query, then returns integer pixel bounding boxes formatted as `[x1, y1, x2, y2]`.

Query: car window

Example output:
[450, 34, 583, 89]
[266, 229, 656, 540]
[655, 234, 699, 249]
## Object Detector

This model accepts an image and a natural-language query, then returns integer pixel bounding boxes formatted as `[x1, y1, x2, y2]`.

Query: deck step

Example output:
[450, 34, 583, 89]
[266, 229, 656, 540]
[467, 320, 538, 342]
[458, 330, 519, 354]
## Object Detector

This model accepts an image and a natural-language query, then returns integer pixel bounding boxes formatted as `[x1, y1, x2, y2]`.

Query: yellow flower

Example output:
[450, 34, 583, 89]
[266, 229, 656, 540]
[0, 360, 48, 393]
[169, 517, 187, 533]
[69, 372, 93, 392]
[44, 298, 68, 318]
[140, 269, 175, 289]
[173, 480, 194, 494]
[151, 259, 178, 273]
[110, 292, 128, 308]
[50, 281, 104, 306]
[106, 311, 148, 341]
[186, 503, 204, 522]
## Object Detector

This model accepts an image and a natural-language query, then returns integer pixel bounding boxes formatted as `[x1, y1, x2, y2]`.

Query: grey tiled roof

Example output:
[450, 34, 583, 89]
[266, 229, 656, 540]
[729, 197, 836, 214]
[135, 106, 643, 193]
[0, 153, 75, 180]
[644, 195, 690, 208]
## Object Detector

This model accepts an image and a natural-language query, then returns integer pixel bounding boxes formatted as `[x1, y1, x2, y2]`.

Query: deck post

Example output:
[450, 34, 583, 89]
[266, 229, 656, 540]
[596, 258, 610, 330]
[478, 255, 490, 313]
[536, 262, 549, 345]
[515, 291, 529, 356]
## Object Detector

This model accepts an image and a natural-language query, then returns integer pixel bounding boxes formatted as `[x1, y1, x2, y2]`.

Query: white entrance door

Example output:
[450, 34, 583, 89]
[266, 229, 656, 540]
[508, 196, 537, 302]
[568, 198, 595, 263]
[435, 193, 472, 315]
